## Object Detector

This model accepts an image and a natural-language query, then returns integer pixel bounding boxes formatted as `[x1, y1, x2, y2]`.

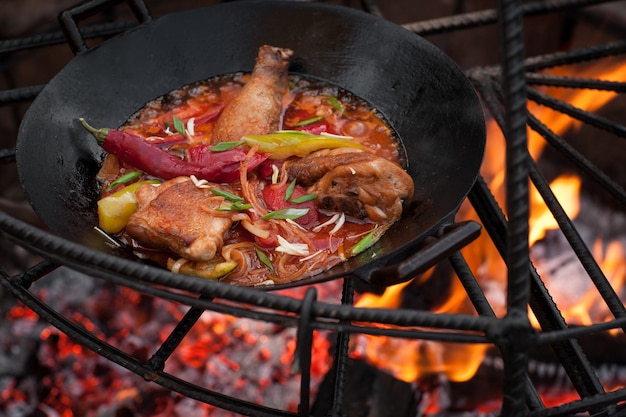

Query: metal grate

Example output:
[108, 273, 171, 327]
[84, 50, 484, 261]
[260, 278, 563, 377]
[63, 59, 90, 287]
[2, 0, 626, 416]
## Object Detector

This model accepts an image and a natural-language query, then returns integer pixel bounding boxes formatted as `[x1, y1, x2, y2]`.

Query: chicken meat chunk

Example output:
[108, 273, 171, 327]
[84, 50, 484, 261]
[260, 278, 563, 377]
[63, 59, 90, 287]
[285, 148, 414, 222]
[126, 177, 235, 261]
[212, 45, 293, 143]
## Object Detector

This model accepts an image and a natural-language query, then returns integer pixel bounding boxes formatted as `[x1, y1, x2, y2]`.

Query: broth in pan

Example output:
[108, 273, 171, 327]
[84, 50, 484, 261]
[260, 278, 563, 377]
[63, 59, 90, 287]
[84, 46, 414, 286]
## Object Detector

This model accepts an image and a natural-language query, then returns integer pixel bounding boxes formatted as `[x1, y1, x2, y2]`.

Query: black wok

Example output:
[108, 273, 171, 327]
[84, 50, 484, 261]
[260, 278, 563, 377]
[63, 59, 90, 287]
[16, 0, 485, 290]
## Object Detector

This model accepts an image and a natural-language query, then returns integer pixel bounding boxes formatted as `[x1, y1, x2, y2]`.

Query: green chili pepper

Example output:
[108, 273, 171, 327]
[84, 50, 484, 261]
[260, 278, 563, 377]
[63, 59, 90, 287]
[242, 130, 365, 159]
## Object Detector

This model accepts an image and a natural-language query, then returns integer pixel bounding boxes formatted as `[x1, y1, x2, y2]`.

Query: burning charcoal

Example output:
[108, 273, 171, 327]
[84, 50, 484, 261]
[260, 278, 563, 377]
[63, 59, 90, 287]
[311, 358, 419, 417]
[431, 351, 504, 413]
[400, 263, 456, 311]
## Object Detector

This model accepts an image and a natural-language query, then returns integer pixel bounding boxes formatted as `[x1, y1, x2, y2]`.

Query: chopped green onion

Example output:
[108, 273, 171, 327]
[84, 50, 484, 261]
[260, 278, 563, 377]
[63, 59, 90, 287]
[294, 116, 324, 127]
[261, 208, 309, 220]
[255, 247, 274, 273]
[107, 171, 142, 191]
[351, 227, 384, 255]
[216, 202, 252, 211]
[173, 115, 186, 136]
[284, 179, 297, 201]
[326, 96, 344, 114]
[210, 140, 245, 152]
[211, 188, 244, 202]
[291, 193, 317, 204]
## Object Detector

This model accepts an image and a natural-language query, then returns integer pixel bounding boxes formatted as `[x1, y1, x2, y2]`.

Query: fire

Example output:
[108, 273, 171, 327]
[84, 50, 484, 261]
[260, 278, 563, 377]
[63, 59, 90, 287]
[351, 57, 626, 408]
[532, 238, 626, 331]
[529, 174, 581, 246]
[353, 270, 489, 383]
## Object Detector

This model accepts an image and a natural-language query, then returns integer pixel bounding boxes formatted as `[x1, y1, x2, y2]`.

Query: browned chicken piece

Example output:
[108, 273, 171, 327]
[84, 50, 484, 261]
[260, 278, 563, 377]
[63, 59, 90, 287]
[286, 148, 414, 222]
[212, 45, 293, 143]
[283, 148, 375, 186]
[126, 177, 235, 262]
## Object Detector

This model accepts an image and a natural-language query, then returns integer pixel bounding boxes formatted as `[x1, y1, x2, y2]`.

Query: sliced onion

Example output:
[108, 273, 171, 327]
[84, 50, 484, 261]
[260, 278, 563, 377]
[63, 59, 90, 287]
[170, 258, 189, 273]
[320, 132, 353, 140]
[285, 218, 307, 231]
[254, 280, 276, 286]
[276, 235, 309, 256]
[271, 164, 280, 184]
[187, 117, 196, 137]
[329, 213, 345, 235]
[312, 213, 341, 233]
[299, 250, 324, 262]
[241, 219, 270, 239]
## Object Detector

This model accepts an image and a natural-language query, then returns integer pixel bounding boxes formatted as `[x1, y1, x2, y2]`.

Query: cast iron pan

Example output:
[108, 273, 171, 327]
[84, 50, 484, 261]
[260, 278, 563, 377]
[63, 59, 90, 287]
[16, 0, 486, 290]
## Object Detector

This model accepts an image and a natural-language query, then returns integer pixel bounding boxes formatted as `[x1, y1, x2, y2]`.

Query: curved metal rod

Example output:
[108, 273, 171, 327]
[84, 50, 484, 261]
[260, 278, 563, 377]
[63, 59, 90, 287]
[0, 269, 297, 417]
[0, 208, 494, 335]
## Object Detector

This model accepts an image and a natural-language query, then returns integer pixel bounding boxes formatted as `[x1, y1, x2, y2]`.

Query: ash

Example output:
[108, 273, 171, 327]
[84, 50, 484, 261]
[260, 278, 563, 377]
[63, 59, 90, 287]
[0, 267, 340, 416]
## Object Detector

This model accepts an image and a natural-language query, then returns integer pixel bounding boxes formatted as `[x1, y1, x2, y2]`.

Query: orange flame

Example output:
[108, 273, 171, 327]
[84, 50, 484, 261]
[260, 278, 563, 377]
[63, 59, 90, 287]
[531, 238, 626, 331]
[352, 58, 626, 393]
[529, 174, 582, 246]
[353, 270, 489, 383]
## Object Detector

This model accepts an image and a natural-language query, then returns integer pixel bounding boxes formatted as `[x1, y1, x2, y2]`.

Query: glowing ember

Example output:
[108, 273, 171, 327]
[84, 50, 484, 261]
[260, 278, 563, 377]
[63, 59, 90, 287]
[0, 269, 339, 416]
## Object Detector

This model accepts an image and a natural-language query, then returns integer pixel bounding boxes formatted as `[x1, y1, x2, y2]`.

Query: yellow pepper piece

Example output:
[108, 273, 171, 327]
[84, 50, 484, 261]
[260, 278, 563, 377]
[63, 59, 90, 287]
[243, 130, 366, 159]
[272, 138, 367, 159]
[168, 259, 238, 280]
[97, 180, 160, 234]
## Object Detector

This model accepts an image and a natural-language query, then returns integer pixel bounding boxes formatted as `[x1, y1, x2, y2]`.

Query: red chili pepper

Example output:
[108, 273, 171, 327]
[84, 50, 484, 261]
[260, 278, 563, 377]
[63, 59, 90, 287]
[185, 145, 269, 182]
[79, 118, 268, 183]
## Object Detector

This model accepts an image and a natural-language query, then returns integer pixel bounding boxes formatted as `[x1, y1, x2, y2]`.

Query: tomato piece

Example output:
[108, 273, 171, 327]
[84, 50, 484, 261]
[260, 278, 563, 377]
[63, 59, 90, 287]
[262, 182, 318, 226]
[254, 232, 279, 248]
[257, 159, 284, 180]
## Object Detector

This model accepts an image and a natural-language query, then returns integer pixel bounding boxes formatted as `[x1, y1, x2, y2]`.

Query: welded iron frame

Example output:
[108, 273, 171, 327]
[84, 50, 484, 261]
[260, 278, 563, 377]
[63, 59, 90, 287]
[2, 0, 626, 416]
